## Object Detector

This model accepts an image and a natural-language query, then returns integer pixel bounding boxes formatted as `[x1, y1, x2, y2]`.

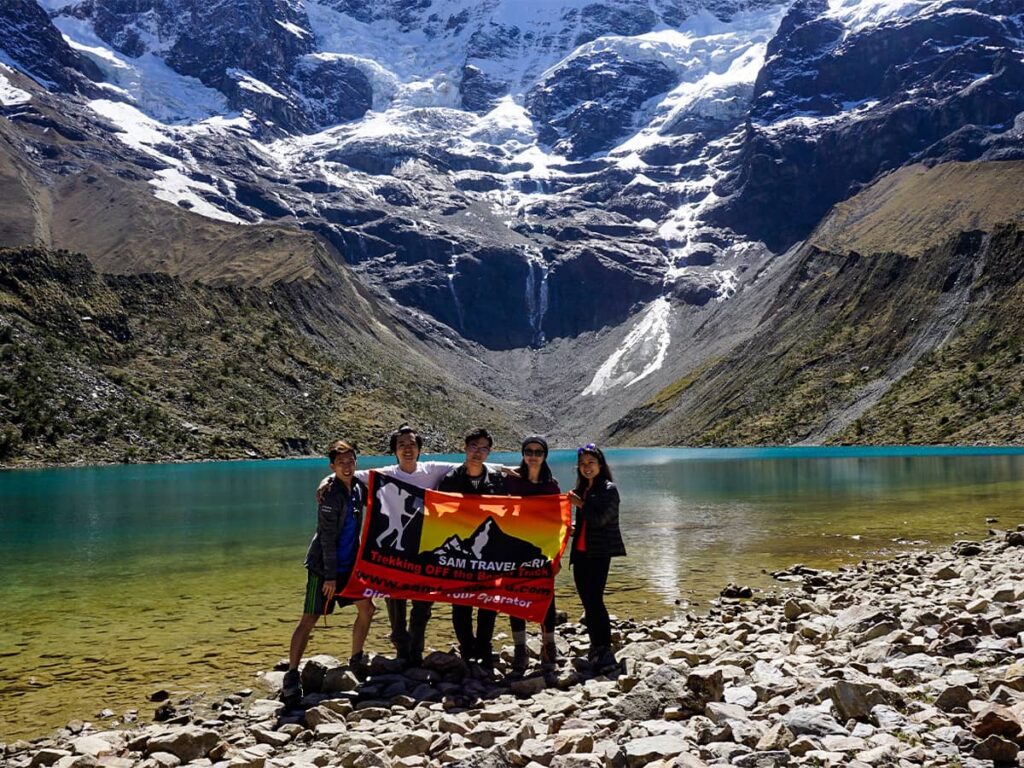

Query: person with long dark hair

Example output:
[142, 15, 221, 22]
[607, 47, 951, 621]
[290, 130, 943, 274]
[503, 436, 561, 674]
[568, 443, 626, 671]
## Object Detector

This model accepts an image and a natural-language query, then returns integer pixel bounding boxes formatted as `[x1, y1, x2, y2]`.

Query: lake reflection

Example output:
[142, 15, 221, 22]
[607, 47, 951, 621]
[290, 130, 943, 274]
[586, 449, 1024, 606]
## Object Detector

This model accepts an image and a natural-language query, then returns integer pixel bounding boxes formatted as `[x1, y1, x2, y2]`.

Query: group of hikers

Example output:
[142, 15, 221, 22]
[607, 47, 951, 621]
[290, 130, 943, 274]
[282, 424, 627, 706]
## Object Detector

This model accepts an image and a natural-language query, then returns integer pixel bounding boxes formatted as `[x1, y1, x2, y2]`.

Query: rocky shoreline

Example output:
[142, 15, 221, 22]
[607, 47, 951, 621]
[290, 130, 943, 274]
[6, 528, 1024, 768]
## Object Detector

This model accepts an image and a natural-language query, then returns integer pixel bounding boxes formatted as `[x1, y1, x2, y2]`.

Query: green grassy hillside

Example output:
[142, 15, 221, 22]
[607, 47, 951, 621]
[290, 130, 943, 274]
[608, 217, 1024, 446]
[813, 161, 1024, 258]
[0, 247, 523, 465]
[607, 160, 1024, 446]
[836, 225, 1024, 444]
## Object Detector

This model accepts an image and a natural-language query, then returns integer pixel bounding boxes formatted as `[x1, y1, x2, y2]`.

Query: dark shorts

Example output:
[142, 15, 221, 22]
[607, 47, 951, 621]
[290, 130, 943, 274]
[303, 570, 358, 616]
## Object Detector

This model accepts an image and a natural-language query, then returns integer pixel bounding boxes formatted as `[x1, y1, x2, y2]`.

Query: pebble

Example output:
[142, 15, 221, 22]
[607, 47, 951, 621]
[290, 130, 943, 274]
[13, 534, 1024, 768]
[70, 737, 113, 758]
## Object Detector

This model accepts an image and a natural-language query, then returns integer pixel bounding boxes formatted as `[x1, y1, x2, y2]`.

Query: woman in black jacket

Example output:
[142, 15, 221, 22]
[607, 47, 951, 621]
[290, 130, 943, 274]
[504, 435, 561, 674]
[568, 444, 626, 671]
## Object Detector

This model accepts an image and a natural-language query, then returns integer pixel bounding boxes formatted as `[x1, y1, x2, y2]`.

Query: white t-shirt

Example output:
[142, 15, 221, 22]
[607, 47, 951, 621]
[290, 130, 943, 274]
[353, 461, 461, 491]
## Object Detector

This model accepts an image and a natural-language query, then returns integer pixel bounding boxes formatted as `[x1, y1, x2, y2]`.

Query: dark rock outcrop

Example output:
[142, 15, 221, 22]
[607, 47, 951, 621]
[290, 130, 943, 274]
[0, 0, 102, 91]
[165, 0, 313, 92]
[292, 56, 374, 125]
[709, 0, 1024, 251]
[459, 65, 509, 114]
[527, 50, 678, 158]
[543, 243, 664, 338]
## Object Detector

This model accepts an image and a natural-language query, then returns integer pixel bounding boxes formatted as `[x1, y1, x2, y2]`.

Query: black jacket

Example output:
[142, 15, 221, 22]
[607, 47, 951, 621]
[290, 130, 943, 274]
[570, 479, 626, 562]
[304, 476, 367, 577]
[437, 464, 507, 496]
[505, 475, 560, 497]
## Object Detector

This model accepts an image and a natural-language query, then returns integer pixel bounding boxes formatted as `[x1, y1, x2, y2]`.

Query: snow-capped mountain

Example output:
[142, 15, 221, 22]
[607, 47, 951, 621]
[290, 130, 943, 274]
[13, 0, 794, 345]
[2, 0, 1022, 447]
[710, 0, 1024, 251]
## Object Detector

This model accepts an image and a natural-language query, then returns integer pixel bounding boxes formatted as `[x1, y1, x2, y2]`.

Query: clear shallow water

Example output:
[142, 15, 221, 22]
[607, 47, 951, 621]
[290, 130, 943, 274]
[2, 446, 1024, 739]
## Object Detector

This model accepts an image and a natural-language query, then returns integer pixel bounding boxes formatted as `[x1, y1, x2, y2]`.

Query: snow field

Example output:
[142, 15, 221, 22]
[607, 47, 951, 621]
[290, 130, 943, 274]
[582, 298, 672, 396]
[0, 64, 32, 106]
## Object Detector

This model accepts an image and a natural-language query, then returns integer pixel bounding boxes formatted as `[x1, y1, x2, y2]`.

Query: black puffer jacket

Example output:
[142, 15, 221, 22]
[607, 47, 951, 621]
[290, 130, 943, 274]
[570, 479, 626, 563]
[304, 476, 367, 577]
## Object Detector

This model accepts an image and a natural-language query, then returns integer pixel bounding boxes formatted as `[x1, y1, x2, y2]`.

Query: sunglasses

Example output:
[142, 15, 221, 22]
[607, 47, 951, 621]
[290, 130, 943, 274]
[577, 443, 597, 455]
[522, 448, 545, 457]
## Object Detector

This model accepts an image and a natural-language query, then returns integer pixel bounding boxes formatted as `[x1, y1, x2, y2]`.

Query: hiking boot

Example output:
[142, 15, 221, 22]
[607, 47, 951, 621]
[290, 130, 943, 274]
[511, 644, 528, 675]
[409, 630, 426, 670]
[479, 652, 495, 671]
[591, 646, 618, 673]
[572, 655, 593, 673]
[477, 643, 495, 671]
[540, 640, 558, 670]
[280, 669, 302, 708]
[393, 637, 412, 664]
[348, 651, 369, 681]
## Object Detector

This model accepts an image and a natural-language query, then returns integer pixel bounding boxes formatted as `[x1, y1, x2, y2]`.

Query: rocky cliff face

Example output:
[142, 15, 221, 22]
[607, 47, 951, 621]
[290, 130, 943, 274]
[709, 0, 1024, 251]
[38, 0, 374, 131]
[0, 0, 101, 92]
[526, 50, 679, 159]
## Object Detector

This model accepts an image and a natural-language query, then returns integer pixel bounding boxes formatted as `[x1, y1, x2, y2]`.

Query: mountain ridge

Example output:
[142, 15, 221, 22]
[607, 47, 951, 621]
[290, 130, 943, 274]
[0, 0, 1022, 462]
[0, 244, 528, 465]
[606, 179, 1024, 447]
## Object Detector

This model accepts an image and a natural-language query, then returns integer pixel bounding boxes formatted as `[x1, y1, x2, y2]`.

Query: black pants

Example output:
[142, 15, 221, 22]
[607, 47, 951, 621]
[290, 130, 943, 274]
[509, 597, 557, 635]
[451, 605, 496, 654]
[386, 598, 432, 656]
[573, 556, 611, 648]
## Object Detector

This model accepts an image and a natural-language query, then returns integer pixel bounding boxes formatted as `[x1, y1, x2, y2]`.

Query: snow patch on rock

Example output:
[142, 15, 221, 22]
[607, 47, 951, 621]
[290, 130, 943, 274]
[228, 69, 288, 100]
[275, 19, 312, 39]
[88, 98, 257, 223]
[88, 98, 183, 165]
[825, 0, 934, 36]
[0, 65, 31, 106]
[465, 96, 537, 146]
[54, 15, 229, 123]
[583, 298, 672, 396]
[150, 169, 247, 224]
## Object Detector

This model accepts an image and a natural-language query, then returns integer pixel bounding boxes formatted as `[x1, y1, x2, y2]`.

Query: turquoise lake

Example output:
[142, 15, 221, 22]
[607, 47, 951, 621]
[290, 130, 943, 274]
[2, 446, 1024, 739]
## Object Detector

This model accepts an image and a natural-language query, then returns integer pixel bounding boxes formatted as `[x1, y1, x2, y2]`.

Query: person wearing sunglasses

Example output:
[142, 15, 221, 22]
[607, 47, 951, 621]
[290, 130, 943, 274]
[567, 443, 626, 672]
[437, 427, 508, 671]
[503, 435, 561, 674]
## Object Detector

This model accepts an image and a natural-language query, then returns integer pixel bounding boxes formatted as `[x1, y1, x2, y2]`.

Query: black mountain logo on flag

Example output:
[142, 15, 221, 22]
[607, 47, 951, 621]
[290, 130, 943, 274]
[432, 516, 544, 562]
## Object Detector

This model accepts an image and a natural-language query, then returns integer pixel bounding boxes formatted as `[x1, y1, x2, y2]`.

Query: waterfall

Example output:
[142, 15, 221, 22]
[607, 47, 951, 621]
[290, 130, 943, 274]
[525, 255, 549, 347]
[448, 255, 465, 332]
[537, 261, 549, 342]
